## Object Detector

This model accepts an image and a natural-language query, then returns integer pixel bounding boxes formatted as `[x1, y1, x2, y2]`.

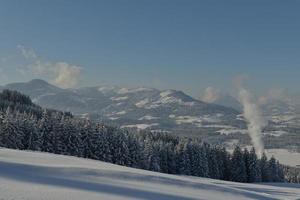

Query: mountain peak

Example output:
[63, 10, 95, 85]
[29, 79, 49, 84]
[4, 79, 63, 98]
[28, 79, 51, 85]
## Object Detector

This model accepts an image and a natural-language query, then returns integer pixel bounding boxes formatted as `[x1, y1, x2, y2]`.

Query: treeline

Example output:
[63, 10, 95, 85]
[0, 109, 285, 183]
[0, 90, 287, 183]
[0, 89, 72, 119]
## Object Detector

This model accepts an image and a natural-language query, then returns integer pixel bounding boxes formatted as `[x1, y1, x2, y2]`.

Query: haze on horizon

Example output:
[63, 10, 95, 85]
[0, 0, 299, 100]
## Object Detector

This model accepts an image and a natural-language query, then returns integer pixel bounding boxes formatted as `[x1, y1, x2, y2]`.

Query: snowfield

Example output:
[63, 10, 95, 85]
[121, 123, 159, 130]
[265, 149, 300, 167]
[0, 149, 299, 200]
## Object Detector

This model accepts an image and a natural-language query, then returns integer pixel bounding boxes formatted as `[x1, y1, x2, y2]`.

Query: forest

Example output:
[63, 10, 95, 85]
[0, 90, 295, 183]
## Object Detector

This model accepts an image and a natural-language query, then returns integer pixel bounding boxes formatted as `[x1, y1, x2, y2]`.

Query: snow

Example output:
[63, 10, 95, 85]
[174, 115, 221, 127]
[0, 148, 299, 200]
[118, 87, 154, 94]
[115, 111, 127, 115]
[145, 104, 160, 109]
[265, 149, 300, 167]
[136, 90, 196, 108]
[169, 114, 176, 118]
[160, 90, 175, 97]
[98, 86, 118, 93]
[135, 99, 149, 108]
[111, 96, 129, 101]
[156, 96, 184, 105]
[226, 147, 300, 168]
[236, 114, 245, 121]
[175, 116, 202, 125]
[271, 115, 295, 123]
[121, 123, 159, 130]
[217, 128, 249, 135]
[263, 130, 288, 137]
[109, 117, 119, 120]
[138, 115, 159, 120]
[218, 128, 289, 137]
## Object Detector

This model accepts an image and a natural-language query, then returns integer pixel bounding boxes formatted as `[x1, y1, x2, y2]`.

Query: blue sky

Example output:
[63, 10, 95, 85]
[0, 0, 299, 97]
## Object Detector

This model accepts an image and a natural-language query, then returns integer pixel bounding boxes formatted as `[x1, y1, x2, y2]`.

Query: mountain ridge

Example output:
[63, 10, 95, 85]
[2, 79, 300, 151]
[2, 79, 242, 133]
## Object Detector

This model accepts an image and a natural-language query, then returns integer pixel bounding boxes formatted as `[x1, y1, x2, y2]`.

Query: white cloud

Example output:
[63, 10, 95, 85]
[52, 62, 81, 88]
[201, 87, 220, 103]
[17, 45, 37, 60]
[258, 88, 291, 105]
[17, 45, 82, 88]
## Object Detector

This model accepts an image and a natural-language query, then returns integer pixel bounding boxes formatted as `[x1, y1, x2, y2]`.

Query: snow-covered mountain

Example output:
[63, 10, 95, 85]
[1, 148, 299, 200]
[2, 79, 300, 151]
[3, 79, 243, 132]
[201, 90, 300, 134]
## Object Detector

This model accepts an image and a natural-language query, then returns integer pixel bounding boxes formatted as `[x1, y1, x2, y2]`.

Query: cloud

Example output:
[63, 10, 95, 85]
[17, 45, 82, 88]
[17, 45, 37, 60]
[201, 87, 220, 103]
[52, 62, 81, 88]
[258, 88, 291, 105]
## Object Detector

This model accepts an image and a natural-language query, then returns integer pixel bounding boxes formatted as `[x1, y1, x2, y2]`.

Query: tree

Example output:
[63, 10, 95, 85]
[267, 156, 283, 182]
[230, 146, 247, 182]
[246, 148, 262, 182]
[260, 153, 270, 182]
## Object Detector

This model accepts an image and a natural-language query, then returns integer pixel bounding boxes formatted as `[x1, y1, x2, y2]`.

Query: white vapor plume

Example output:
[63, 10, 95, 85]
[52, 62, 81, 88]
[17, 45, 82, 88]
[201, 87, 220, 103]
[235, 77, 266, 158]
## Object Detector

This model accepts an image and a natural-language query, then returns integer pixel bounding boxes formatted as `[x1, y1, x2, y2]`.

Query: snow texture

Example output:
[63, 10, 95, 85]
[0, 148, 299, 200]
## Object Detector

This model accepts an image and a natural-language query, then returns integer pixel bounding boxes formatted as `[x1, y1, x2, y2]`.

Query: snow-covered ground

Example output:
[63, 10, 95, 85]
[265, 149, 300, 167]
[0, 149, 299, 200]
[121, 123, 159, 130]
[226, 146, 300, 167]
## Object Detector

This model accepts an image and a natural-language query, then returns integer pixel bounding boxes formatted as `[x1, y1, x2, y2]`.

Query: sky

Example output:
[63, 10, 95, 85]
[0, 0, 299, 98]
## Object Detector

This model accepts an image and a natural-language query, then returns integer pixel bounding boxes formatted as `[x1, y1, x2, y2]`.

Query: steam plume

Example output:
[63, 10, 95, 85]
[236, 78, 266, 157]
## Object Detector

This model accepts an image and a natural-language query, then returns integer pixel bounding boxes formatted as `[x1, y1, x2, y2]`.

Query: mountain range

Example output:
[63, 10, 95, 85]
[1, 79, 299, 149]
[2, 79, 242, 132]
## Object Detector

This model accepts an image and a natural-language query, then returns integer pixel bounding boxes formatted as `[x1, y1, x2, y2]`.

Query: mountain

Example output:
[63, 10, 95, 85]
[1, 148, 299, 200]
[2, 80, 244, 133]
[201, 90, 300, 129]
[260, 98, 300, 130]
[212, 94, 243, 112]
[5, 79, 63, 97]
[2, 79, 300, 151]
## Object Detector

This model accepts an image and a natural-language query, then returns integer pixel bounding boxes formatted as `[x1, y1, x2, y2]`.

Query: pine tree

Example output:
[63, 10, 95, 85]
[268, 156, 280, 182]
[230, 146, 247, 182]
[260, 152, 270, 182]
[176, 140, 191, 175]
[246, 148, 262, 182]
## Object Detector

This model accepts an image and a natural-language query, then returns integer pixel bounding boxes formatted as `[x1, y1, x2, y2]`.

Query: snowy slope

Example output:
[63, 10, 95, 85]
[0, 149, 299, 200]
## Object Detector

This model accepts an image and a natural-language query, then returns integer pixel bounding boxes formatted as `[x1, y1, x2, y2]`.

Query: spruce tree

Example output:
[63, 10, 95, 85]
[230, 146, 247, 182]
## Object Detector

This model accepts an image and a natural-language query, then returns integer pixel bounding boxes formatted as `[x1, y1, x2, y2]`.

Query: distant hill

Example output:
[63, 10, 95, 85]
[3, 79, 243, 133]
